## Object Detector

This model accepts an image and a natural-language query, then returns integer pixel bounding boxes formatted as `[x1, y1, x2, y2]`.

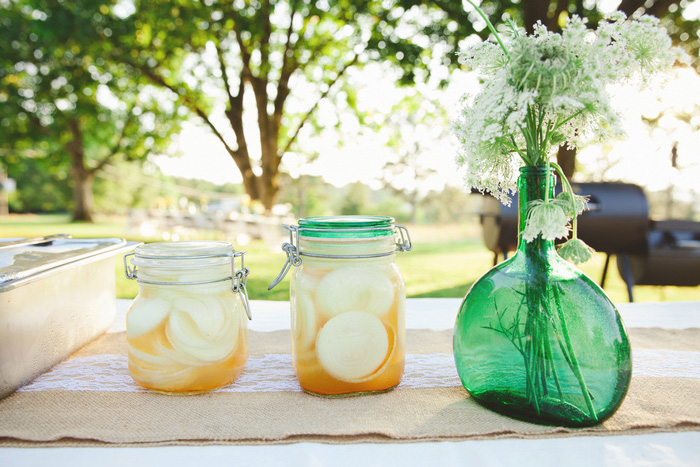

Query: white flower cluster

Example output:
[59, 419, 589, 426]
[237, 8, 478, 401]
[453, 12, 683, 259]
[453, 12, 682, 205]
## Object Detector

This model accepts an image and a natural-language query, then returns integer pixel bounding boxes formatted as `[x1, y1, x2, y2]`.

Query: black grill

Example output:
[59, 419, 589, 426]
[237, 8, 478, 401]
[622, 220, 700, 287]
[479, 182, 700, 301]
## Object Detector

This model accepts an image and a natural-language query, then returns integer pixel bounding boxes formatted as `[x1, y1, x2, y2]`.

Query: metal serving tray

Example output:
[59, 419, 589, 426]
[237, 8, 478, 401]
[0, 237, 136, 398]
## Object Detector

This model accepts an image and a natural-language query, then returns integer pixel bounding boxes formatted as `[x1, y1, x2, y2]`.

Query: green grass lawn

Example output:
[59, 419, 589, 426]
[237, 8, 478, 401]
[2, 213, 699, 304]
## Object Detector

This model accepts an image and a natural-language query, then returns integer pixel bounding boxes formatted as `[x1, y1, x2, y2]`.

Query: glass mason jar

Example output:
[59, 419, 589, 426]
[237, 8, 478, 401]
[269, 216, 412, 397]
[124, 241, 251, 394]
[453, 167, 632, 426]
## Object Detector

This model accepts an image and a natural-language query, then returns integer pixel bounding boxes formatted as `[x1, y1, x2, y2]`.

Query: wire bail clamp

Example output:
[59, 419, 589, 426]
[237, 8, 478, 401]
[123, 249, 253, 320]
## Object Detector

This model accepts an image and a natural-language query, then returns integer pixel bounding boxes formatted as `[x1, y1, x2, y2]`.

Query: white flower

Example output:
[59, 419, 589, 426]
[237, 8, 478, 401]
[555, 192, 587, 219]
[522, 200, 570, 242]
[452, 10, 682, 256]
[558, 238, 596, 264]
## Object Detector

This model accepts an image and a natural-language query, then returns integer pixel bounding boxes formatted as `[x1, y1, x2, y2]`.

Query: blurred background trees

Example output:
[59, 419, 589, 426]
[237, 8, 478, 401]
[1, 0, 184, 221]
[1, 0, 698, 222]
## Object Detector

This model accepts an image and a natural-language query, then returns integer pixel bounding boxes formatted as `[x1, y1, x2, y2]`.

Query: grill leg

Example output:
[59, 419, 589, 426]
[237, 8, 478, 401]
[601, 253, 611, 288]
[619, 253, 635, 303]
[493, 251, 509, 266]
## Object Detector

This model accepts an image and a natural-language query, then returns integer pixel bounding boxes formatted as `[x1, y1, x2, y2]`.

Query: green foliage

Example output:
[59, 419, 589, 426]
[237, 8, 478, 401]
[4, 155, 72, 212]
[2, 0, 698, 220]
[0, 0, 185, 219]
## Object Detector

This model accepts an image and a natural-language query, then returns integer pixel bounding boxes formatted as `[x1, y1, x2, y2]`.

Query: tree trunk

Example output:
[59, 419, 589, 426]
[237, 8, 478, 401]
[71, 169, 95, 222]
[556, 145, 577, 179]
[259, 172, 279, 212]
[67, 119, 95, 222]
[523, 0, 553, 33]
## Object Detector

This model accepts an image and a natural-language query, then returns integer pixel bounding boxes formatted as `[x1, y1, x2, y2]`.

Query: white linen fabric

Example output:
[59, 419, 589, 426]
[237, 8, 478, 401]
[18, 350, 700, 393]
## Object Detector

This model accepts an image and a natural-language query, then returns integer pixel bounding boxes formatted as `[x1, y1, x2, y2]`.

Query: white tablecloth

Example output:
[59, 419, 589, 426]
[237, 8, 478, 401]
[2, 298, 699, 466]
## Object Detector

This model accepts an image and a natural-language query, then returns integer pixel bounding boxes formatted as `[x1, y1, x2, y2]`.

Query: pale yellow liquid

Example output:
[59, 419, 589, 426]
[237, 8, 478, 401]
[127, 285, 248, 394]
[291, 262, 405, 396]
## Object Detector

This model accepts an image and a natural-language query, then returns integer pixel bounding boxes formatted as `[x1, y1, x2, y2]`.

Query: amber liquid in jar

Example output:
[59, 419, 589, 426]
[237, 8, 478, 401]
[288, 218, 407, 396]
[126, 242, 248, 394]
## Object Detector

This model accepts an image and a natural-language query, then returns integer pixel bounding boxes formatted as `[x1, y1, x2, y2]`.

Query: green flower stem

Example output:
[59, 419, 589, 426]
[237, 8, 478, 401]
[486, 168, 600, 422]
[503, 136, 529, 163]
[537, 107, 546, 152]
[464, 0, 509, 59]
[550, 161, 579, 239]
[552, 285, 598, 421]
[544, 161, 552, 203]
[543, 326, 564, 400]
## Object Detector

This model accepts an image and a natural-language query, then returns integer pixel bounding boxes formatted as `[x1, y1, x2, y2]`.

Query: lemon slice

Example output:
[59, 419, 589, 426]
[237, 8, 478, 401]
[128, 343, 194, 387]
[315, 311, 390, 383]
[315, 266, 394, 318]
[127, 297, 171, 339]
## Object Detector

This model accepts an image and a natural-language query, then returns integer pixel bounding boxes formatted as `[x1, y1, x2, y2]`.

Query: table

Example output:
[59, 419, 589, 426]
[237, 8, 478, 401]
[2, 298, 699, 466]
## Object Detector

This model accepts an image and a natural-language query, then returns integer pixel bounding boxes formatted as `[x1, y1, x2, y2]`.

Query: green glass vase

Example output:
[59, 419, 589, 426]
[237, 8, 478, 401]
[454, 167, 632, 427]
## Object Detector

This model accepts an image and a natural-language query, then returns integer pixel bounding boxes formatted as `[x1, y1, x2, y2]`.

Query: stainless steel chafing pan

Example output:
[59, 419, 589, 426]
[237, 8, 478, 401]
[0, 237, 136, 398]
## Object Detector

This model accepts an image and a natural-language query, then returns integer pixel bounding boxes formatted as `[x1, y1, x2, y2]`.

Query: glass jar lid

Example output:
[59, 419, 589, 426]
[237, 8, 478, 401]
[131, 241, 234, 268]
[268, 217, 412, 290]
[124, 241, 252, 320]
[298, 216, 396, 239]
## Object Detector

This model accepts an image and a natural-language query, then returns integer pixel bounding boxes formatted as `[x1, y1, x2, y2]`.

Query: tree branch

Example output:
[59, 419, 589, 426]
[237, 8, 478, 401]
[230, 8, 252, 68]
[646, 0, 678, 18]
[275, 0, 301, 121]
[89, 102, 137, 175]
[280, 53, 360, 157]
[553, 0, 569, 30]
[259, 0, 272, 75]
[523, 1, 551, 33]
[615, 0, 676, 22]
[215, 41, 237, 113]
[281, 0, 300, 72]
[132, 61, 236, 155]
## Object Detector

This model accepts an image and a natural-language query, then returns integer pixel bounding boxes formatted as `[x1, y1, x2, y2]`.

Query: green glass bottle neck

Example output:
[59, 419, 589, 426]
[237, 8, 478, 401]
[516, 166, 557, 255]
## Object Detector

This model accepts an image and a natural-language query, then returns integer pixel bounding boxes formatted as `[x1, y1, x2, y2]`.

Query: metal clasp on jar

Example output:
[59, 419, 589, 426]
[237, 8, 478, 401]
[124, 250, 252, 320]
[268, 223, 412, 290]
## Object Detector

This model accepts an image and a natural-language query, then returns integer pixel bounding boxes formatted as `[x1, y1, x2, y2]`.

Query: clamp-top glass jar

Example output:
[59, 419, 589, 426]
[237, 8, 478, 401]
[269, 216, 412, 397]
[124, 241, 251, 394]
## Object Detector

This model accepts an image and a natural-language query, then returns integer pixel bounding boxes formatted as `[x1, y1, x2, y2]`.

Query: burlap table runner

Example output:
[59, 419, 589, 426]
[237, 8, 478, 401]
[1, 327, 699, 447]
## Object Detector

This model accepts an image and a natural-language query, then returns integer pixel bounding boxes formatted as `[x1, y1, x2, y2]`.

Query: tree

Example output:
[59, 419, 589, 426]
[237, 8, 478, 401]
[115, 1, 698, 210]
[0, 0, 184, 221]
[339, 181, 371, 215]
[3, 153, 72, 213]
[111, 0, 485, 212]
